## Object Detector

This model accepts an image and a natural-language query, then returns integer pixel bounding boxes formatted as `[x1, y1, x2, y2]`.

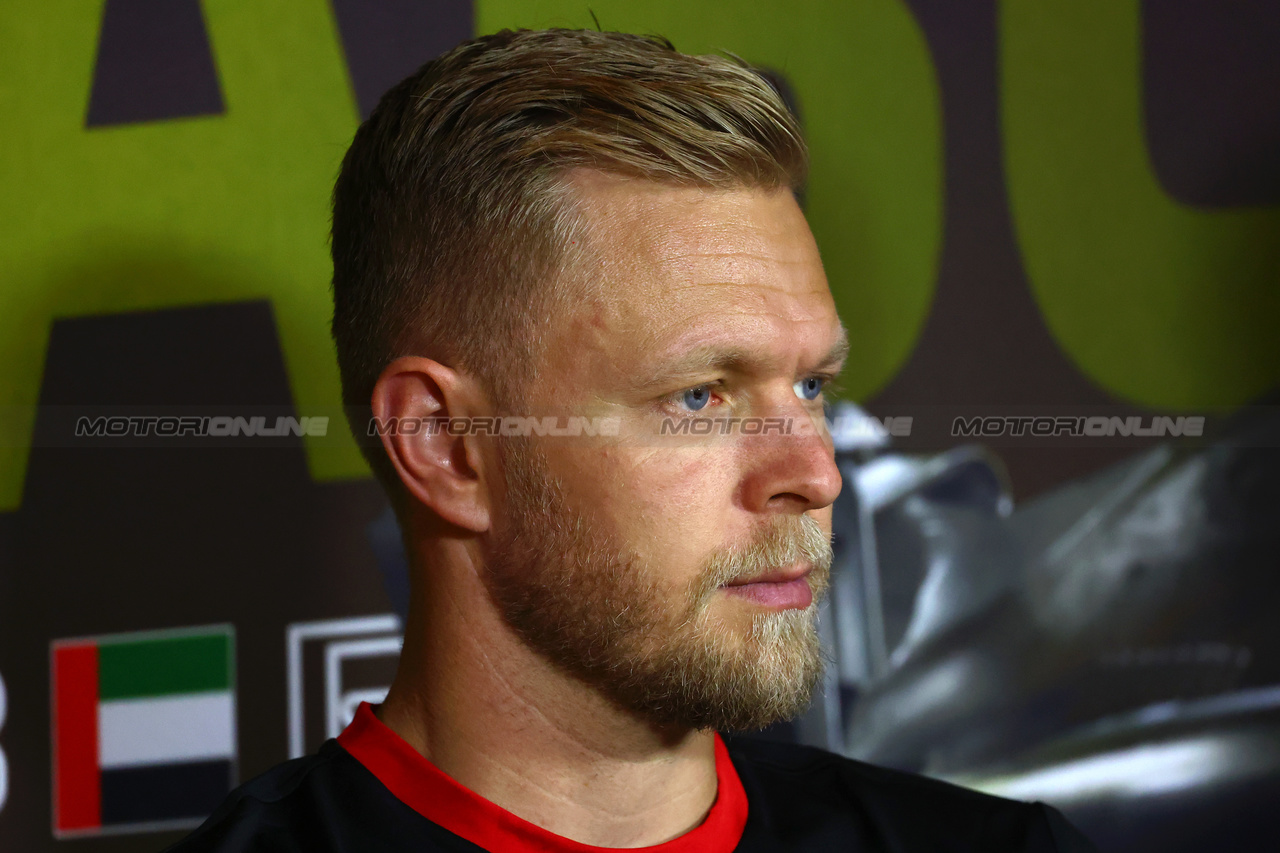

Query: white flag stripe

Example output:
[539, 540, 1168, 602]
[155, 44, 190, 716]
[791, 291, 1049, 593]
[99, 691, 235, 770]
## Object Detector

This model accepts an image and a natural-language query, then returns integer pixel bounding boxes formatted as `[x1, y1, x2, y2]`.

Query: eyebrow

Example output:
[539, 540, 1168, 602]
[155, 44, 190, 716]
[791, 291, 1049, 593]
[823, 326, 851, 371]
[638, 324, 849, 391]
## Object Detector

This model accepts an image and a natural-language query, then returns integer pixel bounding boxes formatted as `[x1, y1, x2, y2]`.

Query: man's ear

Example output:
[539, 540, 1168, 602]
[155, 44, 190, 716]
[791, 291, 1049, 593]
[370, 356, 493, 533]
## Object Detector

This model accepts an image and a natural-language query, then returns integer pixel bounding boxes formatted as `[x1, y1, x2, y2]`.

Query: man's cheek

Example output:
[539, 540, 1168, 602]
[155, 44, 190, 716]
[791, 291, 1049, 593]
[639, 469, 732, 532]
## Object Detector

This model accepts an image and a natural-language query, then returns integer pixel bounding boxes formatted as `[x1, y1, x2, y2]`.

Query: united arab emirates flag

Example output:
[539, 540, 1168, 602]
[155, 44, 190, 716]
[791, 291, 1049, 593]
[51, 625, 237, 836]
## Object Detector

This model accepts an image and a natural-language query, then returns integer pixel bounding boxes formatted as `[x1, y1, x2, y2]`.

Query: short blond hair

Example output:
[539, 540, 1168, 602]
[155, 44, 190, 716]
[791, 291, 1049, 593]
[331, 28, 808, 506]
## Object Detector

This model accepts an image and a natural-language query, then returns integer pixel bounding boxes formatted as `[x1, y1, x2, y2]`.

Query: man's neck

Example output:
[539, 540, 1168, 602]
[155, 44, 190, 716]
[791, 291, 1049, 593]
[376, 567, 719, 848]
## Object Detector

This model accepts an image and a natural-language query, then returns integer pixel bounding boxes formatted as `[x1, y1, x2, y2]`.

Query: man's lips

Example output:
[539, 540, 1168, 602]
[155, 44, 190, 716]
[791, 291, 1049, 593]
[723, 562, 811, 587]
[720, 564, 813, 609]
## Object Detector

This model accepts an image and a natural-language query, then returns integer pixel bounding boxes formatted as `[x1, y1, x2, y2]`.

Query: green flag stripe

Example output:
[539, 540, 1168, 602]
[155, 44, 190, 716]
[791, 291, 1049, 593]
[98, 633, 231, 700]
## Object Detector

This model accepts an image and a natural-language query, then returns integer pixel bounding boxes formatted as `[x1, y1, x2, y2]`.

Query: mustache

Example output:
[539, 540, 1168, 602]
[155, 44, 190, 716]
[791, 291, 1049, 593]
[693, 515, 833, 602]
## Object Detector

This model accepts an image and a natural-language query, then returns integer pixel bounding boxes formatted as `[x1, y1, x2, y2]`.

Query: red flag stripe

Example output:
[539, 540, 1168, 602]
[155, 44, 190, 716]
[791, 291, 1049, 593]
[53, 643, 101, 832]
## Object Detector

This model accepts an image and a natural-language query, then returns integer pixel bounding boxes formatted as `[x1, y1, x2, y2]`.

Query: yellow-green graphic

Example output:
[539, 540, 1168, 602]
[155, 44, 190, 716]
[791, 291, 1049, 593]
[1002, 0, 1280, 409]
[0, 1, 364, 510]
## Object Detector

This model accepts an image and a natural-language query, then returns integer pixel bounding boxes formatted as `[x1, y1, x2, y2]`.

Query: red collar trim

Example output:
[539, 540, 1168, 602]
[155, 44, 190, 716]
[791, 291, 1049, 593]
[337, 703, 748, 853]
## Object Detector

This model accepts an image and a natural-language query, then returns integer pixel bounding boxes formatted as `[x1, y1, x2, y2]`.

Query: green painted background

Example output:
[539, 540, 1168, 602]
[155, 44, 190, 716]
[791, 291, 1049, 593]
[0, 1, 360, 512]
[1, 0, 1276, 513]
[1003, 0, 1280, 409]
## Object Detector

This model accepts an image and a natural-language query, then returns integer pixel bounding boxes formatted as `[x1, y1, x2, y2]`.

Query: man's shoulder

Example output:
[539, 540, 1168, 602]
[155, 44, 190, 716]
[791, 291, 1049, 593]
[725, 735, 998, 805]
[162, 741, 473, 853]
[162, 742, 350, 853]
[724, 737, 1096, 852]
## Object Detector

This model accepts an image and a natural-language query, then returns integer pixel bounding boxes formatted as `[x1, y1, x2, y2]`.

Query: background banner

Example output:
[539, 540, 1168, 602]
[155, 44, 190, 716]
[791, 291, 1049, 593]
[1, 2, 1276, 850]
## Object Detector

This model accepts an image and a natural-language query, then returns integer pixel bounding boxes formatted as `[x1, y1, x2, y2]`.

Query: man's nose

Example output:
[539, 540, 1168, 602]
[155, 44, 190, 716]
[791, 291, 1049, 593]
[737, 399, 842, 514]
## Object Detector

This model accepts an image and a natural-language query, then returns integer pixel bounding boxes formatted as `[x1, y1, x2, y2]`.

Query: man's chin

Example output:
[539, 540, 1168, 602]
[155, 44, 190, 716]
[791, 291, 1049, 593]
[614, 611, 825, 733]
[707, 587, 821, 638]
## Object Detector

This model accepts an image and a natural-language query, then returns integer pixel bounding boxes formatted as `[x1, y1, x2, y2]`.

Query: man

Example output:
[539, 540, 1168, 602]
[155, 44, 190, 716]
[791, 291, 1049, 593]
[170, 28, 1094, 852]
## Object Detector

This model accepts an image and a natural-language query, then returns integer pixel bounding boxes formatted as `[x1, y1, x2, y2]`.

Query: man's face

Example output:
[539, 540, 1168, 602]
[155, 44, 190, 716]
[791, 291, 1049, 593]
[483, 172, 846, 732]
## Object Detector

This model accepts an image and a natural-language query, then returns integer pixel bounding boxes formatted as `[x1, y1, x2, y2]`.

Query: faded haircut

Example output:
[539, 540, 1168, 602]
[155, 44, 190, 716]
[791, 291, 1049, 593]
[330, 28, 808, 510]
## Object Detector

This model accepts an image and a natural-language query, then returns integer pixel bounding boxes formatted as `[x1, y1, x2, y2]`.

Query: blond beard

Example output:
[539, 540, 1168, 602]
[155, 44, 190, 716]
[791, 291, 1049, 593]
[483, 436, 832, 732]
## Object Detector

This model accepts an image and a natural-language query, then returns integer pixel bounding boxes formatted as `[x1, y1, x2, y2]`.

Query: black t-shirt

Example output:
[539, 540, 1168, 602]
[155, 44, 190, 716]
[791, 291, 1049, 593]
[166, 704, 1096, 852]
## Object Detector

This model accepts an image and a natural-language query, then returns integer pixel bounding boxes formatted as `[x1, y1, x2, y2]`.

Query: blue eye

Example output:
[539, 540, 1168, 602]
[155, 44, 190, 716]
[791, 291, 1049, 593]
[794, 377, 824, 401]
[682, 386, 712, 411]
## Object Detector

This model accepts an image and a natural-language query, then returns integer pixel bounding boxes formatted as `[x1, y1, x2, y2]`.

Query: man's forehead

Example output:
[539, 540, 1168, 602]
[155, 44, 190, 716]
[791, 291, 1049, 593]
[543, 171, 841, 390]
[564, 171, 831, 316]
[565, 169, 813, 263]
